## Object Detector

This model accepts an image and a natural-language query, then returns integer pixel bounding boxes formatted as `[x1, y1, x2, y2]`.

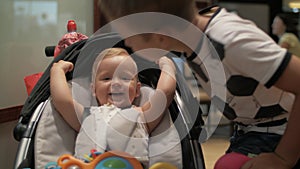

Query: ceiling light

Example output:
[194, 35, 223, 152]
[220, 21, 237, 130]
[289, 2, 300, 8]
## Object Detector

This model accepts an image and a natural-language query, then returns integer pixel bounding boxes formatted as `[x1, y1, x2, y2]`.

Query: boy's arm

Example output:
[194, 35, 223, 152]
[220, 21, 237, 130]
[241, 55, 300, 169]
[141, 56, 177, 133]
[50, 60, 83, 131]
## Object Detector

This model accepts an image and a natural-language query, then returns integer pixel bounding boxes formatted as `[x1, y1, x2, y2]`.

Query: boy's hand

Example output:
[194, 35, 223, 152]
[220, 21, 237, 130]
[51, 60, 74, 74]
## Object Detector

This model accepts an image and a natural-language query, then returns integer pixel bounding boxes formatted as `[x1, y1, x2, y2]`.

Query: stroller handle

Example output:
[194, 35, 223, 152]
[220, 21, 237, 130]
[45, 46, 55, 57]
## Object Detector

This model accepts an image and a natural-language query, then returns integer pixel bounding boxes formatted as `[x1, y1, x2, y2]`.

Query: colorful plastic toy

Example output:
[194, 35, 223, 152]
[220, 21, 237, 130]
[56, 151, 143, 169]
[45, 150, 178, 169]
[149, 162, 177, 169]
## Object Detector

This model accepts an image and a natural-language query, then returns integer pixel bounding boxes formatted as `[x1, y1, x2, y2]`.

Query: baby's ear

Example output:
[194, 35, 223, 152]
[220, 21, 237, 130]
[135, 82, 142, 98]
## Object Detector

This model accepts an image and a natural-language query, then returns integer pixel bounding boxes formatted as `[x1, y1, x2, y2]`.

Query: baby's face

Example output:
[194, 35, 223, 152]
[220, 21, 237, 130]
[93, 55, 140, 108]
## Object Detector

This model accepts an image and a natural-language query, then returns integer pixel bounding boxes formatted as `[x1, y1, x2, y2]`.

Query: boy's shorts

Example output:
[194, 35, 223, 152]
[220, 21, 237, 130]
[227, 131, 280, 156]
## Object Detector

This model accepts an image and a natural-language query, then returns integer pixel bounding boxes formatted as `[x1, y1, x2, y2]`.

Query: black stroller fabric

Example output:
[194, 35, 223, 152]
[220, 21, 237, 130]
[14, 32, 205, 169]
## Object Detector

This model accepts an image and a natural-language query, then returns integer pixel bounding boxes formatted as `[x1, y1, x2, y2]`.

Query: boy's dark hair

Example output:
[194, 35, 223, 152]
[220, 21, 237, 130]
[98, 0, 197, 22]
[276, 13, 299, 38]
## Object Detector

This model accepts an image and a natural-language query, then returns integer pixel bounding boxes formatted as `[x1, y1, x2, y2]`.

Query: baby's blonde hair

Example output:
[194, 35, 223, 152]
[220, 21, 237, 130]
[91, 48, 136, 84]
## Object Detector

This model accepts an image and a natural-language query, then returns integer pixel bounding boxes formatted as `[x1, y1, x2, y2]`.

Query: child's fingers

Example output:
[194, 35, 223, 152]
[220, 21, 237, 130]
[55, 60, 74, 73]
[65, 61, 74, 72]
[158, 57, 176, 71]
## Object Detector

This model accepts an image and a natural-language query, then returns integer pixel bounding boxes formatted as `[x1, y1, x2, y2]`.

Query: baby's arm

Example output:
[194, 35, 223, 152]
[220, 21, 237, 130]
[141, 56, 177, 133]
[50, 60, 83, 131]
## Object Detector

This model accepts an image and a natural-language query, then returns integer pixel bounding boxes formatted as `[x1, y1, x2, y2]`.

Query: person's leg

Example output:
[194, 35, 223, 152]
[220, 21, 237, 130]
[215, 153, 300, 169]
[214, 152, 251, 169]
[214, 130, 282, 169]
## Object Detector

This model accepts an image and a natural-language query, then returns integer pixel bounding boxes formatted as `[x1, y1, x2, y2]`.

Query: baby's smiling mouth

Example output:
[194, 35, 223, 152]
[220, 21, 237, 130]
[109, 92, 124, 96]
[109, 92, 127, 104]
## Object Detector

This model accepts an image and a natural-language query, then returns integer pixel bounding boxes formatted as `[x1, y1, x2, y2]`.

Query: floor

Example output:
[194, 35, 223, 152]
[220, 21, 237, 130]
[199, 106, 232, 169]
[201, 136, 230, 169]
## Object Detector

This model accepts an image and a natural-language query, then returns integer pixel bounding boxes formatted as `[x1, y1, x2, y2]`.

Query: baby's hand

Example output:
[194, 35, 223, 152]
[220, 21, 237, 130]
[51, 60, 74, 74]
[157, 56, 176, 74]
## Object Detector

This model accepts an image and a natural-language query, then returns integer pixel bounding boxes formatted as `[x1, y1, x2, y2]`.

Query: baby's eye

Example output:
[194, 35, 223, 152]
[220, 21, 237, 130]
[122, 77, 131, 80]
[121, 76, 133, 81]
[100, 77, 111, 81]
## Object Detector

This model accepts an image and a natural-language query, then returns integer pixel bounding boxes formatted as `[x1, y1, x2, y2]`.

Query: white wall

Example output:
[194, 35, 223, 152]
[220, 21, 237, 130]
[0, 0, 94, 109]
[0, 1, 94, 168]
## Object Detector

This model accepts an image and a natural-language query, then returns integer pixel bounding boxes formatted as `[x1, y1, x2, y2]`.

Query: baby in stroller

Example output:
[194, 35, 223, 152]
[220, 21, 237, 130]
[14, 33, 205, 169]
[50, 47, 180, 168]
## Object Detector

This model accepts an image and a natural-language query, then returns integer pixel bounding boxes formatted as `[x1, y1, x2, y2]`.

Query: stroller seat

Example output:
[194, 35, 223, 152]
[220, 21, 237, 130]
[13, 32, 206, 169]
[34, 82, 183, 168]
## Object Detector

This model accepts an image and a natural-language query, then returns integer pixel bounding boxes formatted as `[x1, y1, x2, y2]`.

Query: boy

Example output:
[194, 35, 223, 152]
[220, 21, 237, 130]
[98, 1, 300, 169]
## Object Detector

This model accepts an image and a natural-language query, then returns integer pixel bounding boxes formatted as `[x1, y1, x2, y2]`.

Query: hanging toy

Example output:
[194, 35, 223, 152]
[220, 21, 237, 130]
[53, 20, 88, 57]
